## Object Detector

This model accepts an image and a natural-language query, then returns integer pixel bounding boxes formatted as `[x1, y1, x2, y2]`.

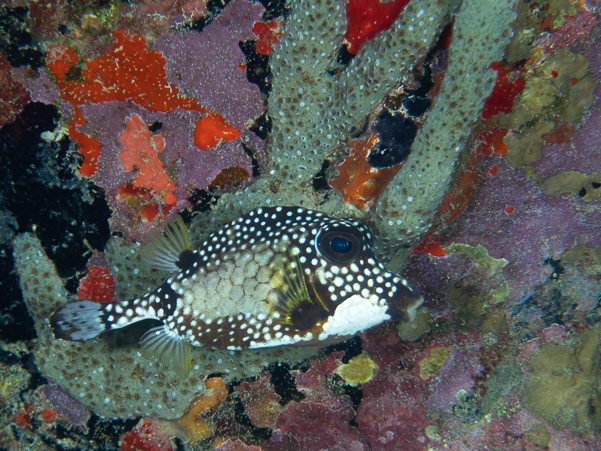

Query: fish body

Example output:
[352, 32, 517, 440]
[51, 206, 423, 377]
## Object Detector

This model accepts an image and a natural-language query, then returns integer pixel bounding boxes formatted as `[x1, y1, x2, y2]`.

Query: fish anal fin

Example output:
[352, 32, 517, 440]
[139, 215, 192, 272]
[139, 325, 192, 379]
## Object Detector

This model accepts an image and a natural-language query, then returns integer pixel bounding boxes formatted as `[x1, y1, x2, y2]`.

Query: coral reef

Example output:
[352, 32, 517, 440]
[1, 0, 600, 449]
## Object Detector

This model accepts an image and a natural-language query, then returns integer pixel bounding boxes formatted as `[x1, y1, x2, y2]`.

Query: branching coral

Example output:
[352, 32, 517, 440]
[195, 0, 519, 269]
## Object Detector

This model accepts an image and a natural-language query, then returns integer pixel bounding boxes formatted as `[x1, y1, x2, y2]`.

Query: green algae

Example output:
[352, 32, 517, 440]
[479, 308, 507, 346]
[419, 347, 449, 380]
[542, 171, 601, 203]
[397, 307, 431, 341]
[447, 286, 485, 330]
[334, 353, 378, 387]
[446, 244, 509, 304]
[522, 323, 601, 435]
[526, 423, 551, 447]
[481, 361, 523, 418]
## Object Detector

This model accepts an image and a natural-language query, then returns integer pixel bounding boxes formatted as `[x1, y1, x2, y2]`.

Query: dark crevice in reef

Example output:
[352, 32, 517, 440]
[233, 398, 273, 439]
[403, 63, 435, 115]
[336, 44, 355, 68]
[86, 415, 139, 451]
[192, 0, 289, 31]
[258, 0, 289, 21]
[368, 109, 417, 168]
[312, 159, 332, 194]
[327, 337, 365, 426]
[324, 335, 363, 364]
[148, 121, 163, 133]
[181, 188, 220, 224]
[0, 247, 35, 342]
[0, 6, 45, 69]
[512, 285, 575, 330]
[0, 102, 111, 344]
[22, 353, 47, 394]
[249, 111, 272, 140]
[0, 102, 112, 282]
[327, 44, 355, 76]
[242, 142, 262, 178]
[343, 384, 363, 412]
[239, 40, 273, 96]
[266, 361, 305, 405]
[189, 0, 234, 32]
[343, 384, 363, 426]
[545, 256, 565, 280]
[365, 23, 450, 170]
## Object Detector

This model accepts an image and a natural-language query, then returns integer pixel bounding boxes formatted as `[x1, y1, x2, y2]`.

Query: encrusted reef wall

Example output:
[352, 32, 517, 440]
[9, 0, 601, 449]
[10, 0, 524, 423]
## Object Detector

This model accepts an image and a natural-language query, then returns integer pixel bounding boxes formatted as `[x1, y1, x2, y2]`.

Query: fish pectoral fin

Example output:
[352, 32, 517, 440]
[266, 249, 330, 330]
[139, 325, 192, 379]
[139, 215, 194, 272]
[50, 300, 107, 341]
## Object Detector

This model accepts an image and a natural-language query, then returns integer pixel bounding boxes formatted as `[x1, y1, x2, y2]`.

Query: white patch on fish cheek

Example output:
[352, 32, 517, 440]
[319, 294, 390, 341]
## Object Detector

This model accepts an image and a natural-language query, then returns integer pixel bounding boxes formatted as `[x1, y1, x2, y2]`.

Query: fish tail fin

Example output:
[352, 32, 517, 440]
[139, 325, 192, 379]
[50, 300, 108, 341]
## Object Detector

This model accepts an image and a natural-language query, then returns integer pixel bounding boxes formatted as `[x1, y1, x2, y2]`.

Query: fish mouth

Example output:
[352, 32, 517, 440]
[385, 284, 424, 323]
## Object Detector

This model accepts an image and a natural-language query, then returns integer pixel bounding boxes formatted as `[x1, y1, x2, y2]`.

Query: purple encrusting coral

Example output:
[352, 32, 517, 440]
[72, 0, 267, 242]
[79, 100, 264, 242]
[11, 0, 267, 244]
[38, 384, 91, 427]
[155, 0, 266, 132]
[532, 86, 601, 178]
[405, 158, 601, 306]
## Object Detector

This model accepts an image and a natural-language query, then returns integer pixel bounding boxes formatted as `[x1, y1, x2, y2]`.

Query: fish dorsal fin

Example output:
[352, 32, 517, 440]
[139, 325, 192, 379]
[139, 215, 192, 272]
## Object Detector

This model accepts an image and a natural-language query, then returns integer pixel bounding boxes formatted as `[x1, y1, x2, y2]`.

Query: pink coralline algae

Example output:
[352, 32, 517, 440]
[119, 419, 175, 451]
[541, 323, 568, 344]
[216, 440, 264, 451]
[154, 1, 265, 133]
[235, 373, 284, 428]
[272, 400, 365, 451]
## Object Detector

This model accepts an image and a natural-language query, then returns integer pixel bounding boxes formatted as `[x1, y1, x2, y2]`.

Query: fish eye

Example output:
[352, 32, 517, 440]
[318, 229, 362, 264]
[331, 237, 352, 253]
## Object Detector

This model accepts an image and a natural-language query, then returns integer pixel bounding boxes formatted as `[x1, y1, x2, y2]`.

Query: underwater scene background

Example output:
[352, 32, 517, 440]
[0, 0, 600, 449]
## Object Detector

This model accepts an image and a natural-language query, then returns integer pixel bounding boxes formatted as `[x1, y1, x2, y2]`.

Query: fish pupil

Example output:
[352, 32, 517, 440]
[330, 237, 352, 254]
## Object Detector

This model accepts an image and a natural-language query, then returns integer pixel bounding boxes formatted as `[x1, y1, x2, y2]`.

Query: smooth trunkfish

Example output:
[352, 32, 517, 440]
[50, 206, 423, 378]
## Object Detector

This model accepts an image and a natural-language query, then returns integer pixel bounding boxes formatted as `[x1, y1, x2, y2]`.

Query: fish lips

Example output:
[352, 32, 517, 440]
[385, 284, 424, 323]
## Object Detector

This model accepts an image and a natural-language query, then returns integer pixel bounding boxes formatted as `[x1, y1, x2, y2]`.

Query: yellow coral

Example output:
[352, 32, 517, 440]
[522, 324, 601, 436]
[419, 347, 449, 380]
[334, 353, 378, 387]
